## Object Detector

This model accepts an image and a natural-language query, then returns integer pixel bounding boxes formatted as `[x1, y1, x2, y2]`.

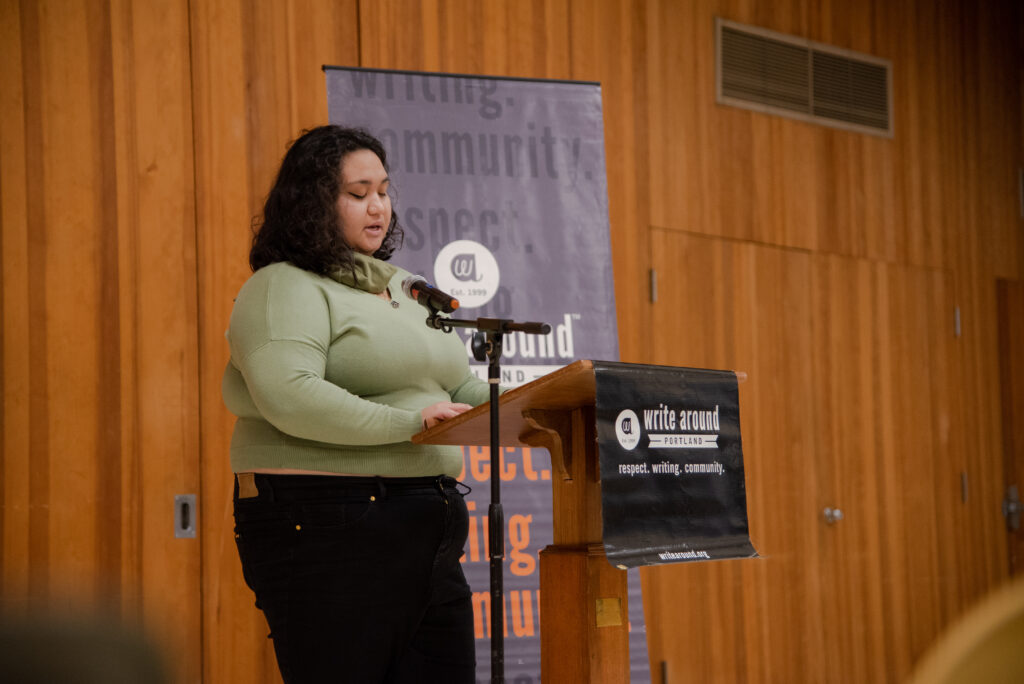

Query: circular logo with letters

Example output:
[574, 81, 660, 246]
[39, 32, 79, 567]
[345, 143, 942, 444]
[615, 409, 641, 450]
[433, 240, 500, 309]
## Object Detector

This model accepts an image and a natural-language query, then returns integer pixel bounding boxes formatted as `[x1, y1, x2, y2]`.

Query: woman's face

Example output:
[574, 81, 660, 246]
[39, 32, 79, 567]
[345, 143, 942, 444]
[336, 148, 392, 256]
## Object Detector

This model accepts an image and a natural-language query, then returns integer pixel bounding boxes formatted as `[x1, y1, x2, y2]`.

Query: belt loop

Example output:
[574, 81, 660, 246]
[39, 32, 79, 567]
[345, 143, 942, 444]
[236, 472, 259, 499]
[375, 476, 386, 500]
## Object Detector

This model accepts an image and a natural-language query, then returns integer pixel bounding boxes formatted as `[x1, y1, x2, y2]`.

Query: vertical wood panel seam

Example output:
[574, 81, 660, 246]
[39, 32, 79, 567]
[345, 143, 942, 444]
[0, 7, 7, 579]
[566, 0, 574, 78]
[356, 0, 363, 67]
[241, 1, 259, 230]
[113, 0, 144, 617]
[0, 174, 4, 589]
[92, 0, 124, 607]
[1, 0, 30, 605]
[183, 0, 207, 675]
[20, 0, 50, 602]
[633, 0, 652, 364]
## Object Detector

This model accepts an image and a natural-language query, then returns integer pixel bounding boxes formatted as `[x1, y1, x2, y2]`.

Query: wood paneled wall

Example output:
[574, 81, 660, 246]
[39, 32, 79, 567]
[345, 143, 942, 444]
[2, 0, 1021, 682]
[1, 0, 201, 681]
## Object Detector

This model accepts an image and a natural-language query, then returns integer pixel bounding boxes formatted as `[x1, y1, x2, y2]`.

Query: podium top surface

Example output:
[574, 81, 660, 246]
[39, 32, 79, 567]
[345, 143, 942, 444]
[412, 359, 595, 447]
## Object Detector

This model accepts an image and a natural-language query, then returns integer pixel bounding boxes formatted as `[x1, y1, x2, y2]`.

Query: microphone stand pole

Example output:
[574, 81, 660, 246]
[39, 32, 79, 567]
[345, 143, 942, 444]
[424, 310, 550, 684]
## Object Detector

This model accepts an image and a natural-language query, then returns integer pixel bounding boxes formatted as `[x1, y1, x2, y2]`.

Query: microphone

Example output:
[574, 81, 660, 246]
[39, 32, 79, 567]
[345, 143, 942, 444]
[401, 275, 460, 313]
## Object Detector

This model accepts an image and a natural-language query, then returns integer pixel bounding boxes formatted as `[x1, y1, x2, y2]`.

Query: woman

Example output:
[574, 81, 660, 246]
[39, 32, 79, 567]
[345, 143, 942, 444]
[223, 126, 487, 683]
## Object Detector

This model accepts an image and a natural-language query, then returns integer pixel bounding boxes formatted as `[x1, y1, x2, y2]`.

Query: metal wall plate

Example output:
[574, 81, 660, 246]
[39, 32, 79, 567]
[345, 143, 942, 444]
[174, 494, 197, 539]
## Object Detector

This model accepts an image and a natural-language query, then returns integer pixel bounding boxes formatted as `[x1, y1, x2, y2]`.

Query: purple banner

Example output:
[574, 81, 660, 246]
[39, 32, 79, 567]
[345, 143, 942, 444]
[326, 66, 648, 682]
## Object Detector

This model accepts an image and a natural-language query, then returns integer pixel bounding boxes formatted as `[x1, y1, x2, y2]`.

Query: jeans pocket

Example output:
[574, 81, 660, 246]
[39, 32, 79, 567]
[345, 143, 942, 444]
[234, 509, 295, 591]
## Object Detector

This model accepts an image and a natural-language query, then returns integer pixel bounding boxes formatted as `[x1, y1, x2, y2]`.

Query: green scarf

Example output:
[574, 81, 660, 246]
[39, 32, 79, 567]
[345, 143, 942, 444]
[329, 253, 397, 294]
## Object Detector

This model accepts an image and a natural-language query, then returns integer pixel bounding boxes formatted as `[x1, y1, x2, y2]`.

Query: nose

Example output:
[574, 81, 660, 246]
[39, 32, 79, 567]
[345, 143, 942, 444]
[368, 193, 386, 215]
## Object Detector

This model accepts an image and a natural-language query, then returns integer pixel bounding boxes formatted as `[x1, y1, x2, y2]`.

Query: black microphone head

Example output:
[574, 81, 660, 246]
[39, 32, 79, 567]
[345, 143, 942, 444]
[401, 274, 427, 299]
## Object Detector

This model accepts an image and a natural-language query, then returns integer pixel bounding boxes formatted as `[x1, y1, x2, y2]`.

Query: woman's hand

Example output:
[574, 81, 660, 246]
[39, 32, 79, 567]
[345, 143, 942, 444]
[421, 401, 473, 430]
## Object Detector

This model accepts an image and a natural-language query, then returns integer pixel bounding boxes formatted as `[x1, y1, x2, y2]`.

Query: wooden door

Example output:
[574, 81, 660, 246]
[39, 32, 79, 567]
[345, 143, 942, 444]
[642, 227, 979, 683]
[811, 256, 958, 680]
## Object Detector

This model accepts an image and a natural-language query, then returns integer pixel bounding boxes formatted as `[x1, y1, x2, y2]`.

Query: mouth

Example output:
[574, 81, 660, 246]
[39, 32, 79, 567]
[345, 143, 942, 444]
[365, 223, 385, 235]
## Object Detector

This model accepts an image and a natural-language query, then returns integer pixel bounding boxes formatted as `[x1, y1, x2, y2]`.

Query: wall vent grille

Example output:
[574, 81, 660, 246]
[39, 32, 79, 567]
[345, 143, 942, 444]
[717, 18, 893, 137]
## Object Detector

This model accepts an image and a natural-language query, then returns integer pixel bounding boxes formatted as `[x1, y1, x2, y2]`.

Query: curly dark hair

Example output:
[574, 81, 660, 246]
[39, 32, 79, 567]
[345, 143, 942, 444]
[249, 125, 403, 274]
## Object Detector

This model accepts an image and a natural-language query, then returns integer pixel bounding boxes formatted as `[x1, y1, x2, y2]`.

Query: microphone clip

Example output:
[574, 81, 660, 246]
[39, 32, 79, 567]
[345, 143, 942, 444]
[425, 304, 455, 334]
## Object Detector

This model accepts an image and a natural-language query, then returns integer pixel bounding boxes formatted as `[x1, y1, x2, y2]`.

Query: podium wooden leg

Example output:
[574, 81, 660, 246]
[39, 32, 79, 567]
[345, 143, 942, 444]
[539, 544, 630, 683]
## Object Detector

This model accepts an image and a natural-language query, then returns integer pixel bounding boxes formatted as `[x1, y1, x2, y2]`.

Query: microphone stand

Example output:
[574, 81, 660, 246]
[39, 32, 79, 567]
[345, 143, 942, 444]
[424, 307, 551, 684]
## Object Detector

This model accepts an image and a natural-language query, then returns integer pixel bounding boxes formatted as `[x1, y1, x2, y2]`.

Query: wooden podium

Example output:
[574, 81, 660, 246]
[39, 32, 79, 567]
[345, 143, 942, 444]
[412, 360, 630, 683]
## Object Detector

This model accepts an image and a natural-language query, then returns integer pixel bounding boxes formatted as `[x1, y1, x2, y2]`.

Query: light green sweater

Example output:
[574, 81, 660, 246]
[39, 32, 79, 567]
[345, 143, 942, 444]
[222, 258, 491, 477]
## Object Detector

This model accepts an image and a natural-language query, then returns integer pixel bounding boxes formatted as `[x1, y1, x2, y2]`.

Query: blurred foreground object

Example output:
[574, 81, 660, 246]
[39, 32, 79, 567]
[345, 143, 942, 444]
[907, 576, 1024, 684]
[0, 614, 169, 684]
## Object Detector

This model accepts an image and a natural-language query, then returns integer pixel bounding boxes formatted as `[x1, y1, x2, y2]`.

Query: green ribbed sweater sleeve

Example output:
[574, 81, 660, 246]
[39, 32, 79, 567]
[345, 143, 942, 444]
[226, 266, 423, 445]
[448, 367, 494, 406]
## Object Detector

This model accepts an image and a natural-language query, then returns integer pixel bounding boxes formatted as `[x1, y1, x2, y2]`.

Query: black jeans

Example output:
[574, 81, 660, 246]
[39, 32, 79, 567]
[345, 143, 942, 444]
[233, 473, 475, 684]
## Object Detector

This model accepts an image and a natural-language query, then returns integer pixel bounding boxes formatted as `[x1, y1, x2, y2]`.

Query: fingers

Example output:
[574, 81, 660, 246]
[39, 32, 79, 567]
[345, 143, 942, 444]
[441, 402, 472, 417]
[421, 402, 474, 429]
[431, 402, 472, 422]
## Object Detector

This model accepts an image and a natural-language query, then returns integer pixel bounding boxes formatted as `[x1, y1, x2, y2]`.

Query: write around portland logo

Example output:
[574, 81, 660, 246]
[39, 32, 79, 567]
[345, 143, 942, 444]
[612, 402, 728, 478]
[615, 404, 723, 451]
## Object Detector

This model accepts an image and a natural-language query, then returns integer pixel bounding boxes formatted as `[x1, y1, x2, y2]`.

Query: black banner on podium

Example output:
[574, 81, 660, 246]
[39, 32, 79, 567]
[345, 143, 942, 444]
[594, 361, 759, 568]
